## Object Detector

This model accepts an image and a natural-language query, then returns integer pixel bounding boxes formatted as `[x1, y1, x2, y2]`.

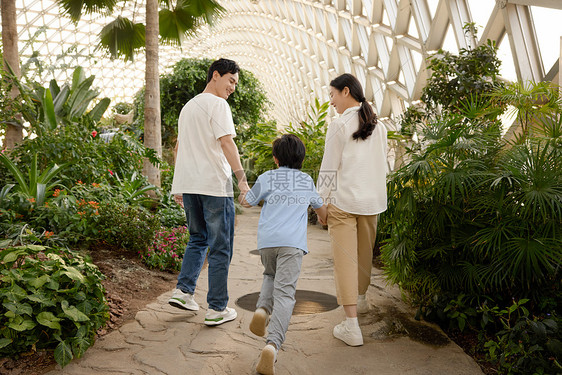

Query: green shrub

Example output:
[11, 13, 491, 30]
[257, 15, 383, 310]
[0, 245, 109, 367]
[480, 300, 562, 375]
[158, 193, 185, 228]
[140, 226, 189, 271]
[11, 120, 147, 187]
[96, 201, 160, 252]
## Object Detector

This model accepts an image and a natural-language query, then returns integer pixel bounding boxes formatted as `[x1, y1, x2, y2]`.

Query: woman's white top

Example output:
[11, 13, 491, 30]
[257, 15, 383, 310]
[317, 106, 388, 215]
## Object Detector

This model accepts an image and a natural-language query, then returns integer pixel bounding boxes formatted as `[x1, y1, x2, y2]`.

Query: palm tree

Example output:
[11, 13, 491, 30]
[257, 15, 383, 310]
[1, 0, 23, 149]
[144, 0, 161, 187]
[55, 0, 223, 186]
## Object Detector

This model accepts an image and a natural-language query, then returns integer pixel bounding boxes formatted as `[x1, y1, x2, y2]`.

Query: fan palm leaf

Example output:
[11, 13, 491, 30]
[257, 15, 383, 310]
[98, 16, 146, 62]
[57, 0, 117, 22]
[159, 0, 224, 46]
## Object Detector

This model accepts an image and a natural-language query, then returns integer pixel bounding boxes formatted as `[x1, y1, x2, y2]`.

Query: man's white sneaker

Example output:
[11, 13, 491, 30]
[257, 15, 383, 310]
[204, 307, 237, 326]
[250, 307, 270, 337]
[357, 294, 369, 314]
[168, 288, 199, 311]
[256, 344, 277, 375]
[333, 320, 363, 346]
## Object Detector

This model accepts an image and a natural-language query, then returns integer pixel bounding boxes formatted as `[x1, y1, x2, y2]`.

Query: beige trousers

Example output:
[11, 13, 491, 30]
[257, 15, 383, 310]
[327, 204, 378, 306]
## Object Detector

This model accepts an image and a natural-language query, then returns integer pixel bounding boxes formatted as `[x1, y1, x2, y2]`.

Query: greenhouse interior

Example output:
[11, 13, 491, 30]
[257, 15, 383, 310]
[1, 0, 561, 374]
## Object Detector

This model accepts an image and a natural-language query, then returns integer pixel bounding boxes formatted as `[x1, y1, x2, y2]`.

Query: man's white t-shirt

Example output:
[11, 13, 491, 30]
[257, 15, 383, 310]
[171, 93, 236, 197]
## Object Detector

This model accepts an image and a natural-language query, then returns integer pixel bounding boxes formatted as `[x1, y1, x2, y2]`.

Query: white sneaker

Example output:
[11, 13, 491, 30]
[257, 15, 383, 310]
[204, 307, 237, 326]
[357, 294, 369, 314]
[256, 344, 277, 375]
[168, 288, 199, 311]
[333, 320, 363, 346]
[249, 307, 270, 337]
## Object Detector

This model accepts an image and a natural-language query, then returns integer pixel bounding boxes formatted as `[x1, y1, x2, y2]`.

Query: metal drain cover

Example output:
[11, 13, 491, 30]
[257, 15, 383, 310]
[236, 290, 338, 315]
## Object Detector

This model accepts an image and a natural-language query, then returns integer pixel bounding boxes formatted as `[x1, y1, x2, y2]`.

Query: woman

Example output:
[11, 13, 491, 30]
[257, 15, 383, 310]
[318, 73, 387, 346]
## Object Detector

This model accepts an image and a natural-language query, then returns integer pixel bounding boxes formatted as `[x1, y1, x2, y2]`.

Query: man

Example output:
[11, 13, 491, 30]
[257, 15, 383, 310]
[169, 58, 249, 326]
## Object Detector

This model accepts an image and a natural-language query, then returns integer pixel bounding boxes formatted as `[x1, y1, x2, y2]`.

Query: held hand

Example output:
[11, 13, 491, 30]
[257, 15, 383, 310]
[238, 191, 252, 208]
[317, 213, 327, 226]
[174, 194, 184, 208]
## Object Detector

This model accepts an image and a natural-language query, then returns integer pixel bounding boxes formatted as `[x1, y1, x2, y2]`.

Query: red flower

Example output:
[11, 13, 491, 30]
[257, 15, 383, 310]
[91, 130, 98, 138]
[108, 169, 114, 176]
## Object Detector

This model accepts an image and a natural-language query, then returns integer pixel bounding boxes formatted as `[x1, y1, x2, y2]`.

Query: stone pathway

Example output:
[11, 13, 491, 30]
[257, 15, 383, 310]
[47, 208, 483, 375]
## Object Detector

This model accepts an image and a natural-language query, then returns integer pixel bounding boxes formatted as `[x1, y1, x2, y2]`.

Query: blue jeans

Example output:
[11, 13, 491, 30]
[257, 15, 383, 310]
[177, 194, 235, 311]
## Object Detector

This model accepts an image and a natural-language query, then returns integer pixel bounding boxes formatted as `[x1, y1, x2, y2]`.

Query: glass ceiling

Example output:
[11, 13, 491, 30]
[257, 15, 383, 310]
[8, 0, 562, 124]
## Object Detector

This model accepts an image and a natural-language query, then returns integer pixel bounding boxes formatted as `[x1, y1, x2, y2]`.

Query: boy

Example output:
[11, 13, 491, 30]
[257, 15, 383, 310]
[240, 134, 327, 375]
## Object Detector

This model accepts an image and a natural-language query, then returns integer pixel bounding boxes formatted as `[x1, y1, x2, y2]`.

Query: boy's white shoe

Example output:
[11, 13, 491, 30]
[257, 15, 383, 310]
[357, 294, 369, 314]
[256, 344, 277, 375]
[333, 320, 364, 346]
[250, 307, 270, 337]
[204, 307, 237, 326]
[168, 288, 199, 311]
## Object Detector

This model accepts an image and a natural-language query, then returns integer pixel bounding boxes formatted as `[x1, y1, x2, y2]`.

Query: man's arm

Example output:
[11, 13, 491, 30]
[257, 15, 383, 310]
[172, 141, 183, 207]
[219, 135, 250, 193]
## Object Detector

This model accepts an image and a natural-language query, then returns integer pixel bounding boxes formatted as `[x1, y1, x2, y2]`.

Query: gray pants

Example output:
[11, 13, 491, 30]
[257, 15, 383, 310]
[256, 247, 304, 350]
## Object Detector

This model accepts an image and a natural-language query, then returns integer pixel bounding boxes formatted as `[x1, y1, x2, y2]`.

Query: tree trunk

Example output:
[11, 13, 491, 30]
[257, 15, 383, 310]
[1, 0, 23, 149]
[142, 0, 162, 187]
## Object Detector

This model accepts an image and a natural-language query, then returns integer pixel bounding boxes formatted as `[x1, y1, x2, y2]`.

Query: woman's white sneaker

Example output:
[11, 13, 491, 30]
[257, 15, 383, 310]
[333, 320, 364, 346]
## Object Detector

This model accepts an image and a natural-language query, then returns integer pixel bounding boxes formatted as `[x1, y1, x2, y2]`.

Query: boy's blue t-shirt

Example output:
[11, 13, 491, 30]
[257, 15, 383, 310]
[245, 167, 324, 253]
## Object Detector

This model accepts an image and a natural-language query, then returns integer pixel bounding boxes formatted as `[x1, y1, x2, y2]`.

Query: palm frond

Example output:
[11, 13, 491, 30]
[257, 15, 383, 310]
[159, 0, 224, 46]
[57, 0, 117, 22]
[98, 16, 146, 62]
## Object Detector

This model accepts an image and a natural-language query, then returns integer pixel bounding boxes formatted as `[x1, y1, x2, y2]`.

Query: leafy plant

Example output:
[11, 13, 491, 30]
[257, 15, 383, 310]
[422, 26, 503, 113]
[158, 192, 186, 228]
[0, 245, 109, 367]
[0, 152, 64, 206]
[96, 201, 160, 252]
[113, 172, 157, 206]
[480, 300, 562, 374]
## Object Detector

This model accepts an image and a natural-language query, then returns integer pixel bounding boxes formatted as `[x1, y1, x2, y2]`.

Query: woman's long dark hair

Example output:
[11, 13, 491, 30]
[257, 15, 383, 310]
[330, 73, 377, 140]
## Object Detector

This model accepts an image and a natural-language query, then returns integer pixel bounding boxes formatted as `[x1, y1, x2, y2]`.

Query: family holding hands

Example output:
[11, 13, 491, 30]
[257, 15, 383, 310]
[168, 58, 387, 375]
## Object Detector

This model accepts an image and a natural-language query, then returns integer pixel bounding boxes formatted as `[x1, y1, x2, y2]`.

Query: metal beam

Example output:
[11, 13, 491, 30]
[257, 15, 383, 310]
[480, 5, 505, 45]
[508, 0, 562, 10]
[501, 3, 545, 82]
[446, 0, 476, 49]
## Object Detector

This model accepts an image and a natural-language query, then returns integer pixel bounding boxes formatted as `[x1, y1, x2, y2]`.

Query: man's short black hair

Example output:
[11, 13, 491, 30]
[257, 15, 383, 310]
[207, 58, 240, 83]
[272, 134, 306, 170]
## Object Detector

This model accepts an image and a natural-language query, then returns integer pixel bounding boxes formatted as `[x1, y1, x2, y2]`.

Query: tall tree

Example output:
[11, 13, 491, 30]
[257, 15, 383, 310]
[55, 0, 223, 186]
[143, 0, 161, 186]
[1, 0, 23, 149]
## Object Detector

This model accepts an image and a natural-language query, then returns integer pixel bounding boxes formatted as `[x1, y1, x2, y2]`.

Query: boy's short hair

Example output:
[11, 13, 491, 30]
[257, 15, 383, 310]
[206, 58, 240, 83]
[272, 134, 306, 170]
